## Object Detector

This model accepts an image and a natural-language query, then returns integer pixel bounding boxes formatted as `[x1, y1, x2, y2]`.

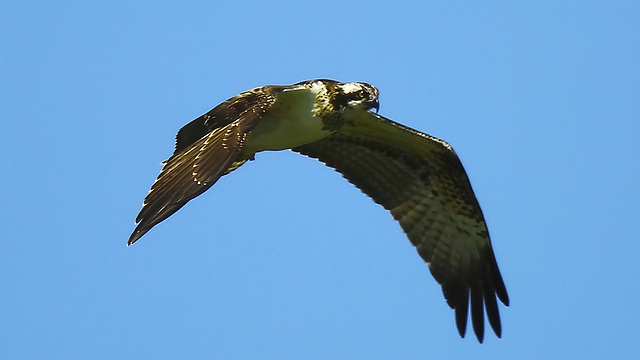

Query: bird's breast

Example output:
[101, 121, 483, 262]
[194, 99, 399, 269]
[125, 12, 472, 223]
[241, 95, 331, 155]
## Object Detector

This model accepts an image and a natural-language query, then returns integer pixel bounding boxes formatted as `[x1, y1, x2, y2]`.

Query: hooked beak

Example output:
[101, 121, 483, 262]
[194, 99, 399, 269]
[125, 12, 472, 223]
[368, 99, 380, 113]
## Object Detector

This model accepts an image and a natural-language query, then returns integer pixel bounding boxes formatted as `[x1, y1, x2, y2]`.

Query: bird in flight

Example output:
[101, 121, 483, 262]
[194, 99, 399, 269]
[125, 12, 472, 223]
[129, 79, 509, 342]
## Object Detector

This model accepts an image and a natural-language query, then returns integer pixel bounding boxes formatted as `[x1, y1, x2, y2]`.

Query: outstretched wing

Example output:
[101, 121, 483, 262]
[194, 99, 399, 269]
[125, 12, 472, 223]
[293, 110, 509, 342]
[128, 87, 282, 245]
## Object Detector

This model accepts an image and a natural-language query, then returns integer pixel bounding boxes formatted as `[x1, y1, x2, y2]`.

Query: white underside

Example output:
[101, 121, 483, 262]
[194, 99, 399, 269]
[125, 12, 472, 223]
[242, 83, 331, 154]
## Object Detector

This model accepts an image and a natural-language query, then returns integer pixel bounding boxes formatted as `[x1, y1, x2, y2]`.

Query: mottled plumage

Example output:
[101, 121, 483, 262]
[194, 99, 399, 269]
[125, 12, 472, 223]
[129, 79, 509, 342]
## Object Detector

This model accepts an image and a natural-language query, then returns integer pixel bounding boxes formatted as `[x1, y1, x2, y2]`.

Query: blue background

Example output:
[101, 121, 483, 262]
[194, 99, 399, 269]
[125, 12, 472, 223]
[2, 1, 639, 358]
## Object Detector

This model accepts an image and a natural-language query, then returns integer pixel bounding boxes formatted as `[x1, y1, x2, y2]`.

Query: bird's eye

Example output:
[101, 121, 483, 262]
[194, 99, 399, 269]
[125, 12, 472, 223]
[357, 90, 367, 99]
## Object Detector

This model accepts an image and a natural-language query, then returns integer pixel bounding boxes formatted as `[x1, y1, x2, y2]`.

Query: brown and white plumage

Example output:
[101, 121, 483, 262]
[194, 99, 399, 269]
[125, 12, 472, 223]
[129, 79, 509, 342]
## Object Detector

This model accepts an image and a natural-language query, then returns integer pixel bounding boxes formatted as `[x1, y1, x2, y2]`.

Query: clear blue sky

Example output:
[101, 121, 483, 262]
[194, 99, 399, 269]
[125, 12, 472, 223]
[2, 1, 639, 359]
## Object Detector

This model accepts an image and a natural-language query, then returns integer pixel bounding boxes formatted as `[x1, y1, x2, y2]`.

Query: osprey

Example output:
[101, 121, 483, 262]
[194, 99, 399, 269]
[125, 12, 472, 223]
[129, 79, 509, 342]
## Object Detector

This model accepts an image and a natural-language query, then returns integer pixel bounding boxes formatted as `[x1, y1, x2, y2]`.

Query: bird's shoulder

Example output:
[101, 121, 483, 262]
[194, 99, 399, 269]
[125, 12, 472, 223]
[172, 84, 296, 154]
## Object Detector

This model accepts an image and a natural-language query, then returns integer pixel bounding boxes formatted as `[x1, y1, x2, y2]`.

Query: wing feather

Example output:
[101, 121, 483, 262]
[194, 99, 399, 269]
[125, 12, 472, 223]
[128, 87, 281, 245]
[128, 121, 243, 245]
[293, 110, 509, 342]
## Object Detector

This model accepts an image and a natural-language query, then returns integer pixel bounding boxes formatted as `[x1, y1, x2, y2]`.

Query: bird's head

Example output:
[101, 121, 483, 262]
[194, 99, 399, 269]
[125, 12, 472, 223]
[333, 82, 380, 113]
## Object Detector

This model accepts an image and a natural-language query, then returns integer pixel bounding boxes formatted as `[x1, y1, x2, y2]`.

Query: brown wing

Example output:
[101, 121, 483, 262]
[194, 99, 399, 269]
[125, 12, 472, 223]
[293, 110, 509, 342]
[128, 87, 282, 245]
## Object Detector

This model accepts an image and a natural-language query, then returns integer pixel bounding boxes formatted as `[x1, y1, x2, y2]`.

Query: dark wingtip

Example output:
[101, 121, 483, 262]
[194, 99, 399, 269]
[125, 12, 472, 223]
[471, 289, 485, 343]
[498, 287, 510, 307]
[485, 292, 503, 338]
[454, 287, 469, 338]
[490, 252, 510, 307]
[450, 283, 508, 343]
[127, 233, 139, 246]
[127, 226, 148, 246]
